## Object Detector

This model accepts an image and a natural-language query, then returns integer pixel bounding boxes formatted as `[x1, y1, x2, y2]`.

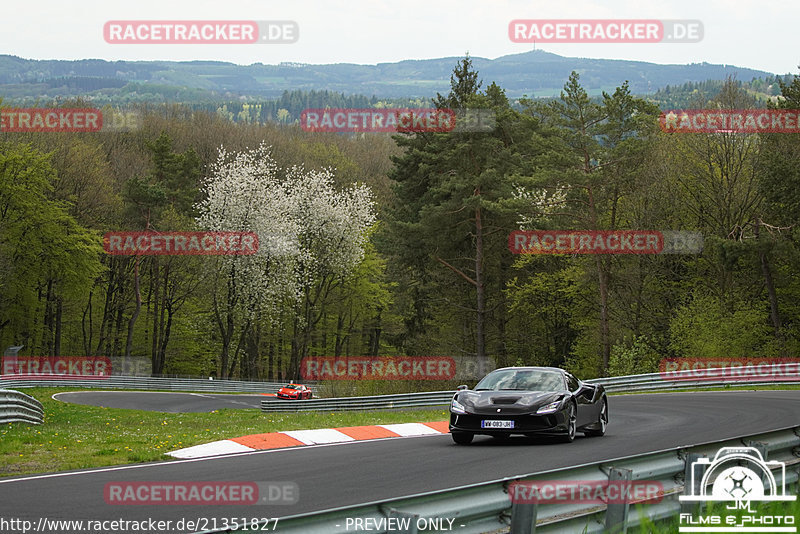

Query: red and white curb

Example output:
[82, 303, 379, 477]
[167, 421, 449, 459]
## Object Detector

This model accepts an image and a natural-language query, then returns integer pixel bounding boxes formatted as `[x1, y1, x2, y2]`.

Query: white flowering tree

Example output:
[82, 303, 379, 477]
[196, 144, 296, 377]
[196, 144, 375, 378]
[513, 183, 569, 229]
[284, 165, 376, 377]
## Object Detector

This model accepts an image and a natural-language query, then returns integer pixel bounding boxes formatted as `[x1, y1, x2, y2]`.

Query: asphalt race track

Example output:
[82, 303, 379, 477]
[2, 390, 799, 533]
[52, 391, 270, 412]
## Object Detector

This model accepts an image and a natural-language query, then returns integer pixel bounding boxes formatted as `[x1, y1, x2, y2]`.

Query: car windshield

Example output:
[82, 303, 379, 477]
[475, 369, 564, 391]
[284, 385, 299, 390]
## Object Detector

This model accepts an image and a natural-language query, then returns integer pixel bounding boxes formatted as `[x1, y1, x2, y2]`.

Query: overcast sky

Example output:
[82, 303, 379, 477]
[2, 0, 798, 75]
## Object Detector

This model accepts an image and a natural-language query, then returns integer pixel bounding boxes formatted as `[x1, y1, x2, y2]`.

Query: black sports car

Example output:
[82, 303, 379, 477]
[449, 366, 607, 444]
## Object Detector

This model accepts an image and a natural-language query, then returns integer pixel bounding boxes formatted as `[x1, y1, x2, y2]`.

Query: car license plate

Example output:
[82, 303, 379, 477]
[481, 420, 514, 429]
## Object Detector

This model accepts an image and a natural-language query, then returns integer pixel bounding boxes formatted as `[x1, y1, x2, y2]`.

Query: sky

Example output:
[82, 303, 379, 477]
[2, 0, 798, 74]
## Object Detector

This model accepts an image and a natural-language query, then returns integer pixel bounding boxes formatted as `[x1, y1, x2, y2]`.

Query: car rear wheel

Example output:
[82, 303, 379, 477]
[559, 403, 577, 443]
[451, 431, 474, 445]
[584, 398, 607, 437]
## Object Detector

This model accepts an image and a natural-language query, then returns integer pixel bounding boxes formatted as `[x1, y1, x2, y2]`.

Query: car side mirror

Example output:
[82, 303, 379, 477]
[457, 385, 468, 391]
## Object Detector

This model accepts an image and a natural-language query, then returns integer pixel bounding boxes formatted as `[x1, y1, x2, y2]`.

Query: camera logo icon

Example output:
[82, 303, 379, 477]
[680, 447, 796, 502]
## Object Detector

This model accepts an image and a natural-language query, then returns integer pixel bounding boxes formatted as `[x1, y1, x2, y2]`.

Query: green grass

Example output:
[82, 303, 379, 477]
[0, 388, 448, 478]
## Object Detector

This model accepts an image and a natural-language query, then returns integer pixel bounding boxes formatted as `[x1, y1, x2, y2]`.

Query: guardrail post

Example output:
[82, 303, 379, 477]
[605, 467, 632, 534]
[746, 440, 768, 460]
[386, 509, 418, 533]
[746, 440, 770, 487]
[510, 501, 537, 533]
[681, 453, 706, 516]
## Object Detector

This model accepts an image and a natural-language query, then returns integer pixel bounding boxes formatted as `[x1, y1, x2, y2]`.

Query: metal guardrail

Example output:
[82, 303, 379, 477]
[212, 426, 800, 534]
[261, 364, 799, 412]
[0, 375, 318, 395]
[261, 390, 454, 412]
[590, 365, 799, 393]
[0, 389, 44, 424]
[1, 364, 793, 410]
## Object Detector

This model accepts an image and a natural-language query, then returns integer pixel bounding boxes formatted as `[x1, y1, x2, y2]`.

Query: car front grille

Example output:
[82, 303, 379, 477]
[450, 413, 559, 432]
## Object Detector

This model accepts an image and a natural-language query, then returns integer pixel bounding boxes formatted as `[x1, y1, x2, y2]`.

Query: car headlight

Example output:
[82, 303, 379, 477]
[451, 398, 468, 414]
[536, 400, 562, 414]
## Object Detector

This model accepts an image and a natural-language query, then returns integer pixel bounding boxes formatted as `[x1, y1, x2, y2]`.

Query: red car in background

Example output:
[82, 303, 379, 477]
[277, 383, 313, 399]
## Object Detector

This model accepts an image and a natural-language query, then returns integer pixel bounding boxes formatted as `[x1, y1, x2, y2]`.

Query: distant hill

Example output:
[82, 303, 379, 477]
[0, 50, 781, 105]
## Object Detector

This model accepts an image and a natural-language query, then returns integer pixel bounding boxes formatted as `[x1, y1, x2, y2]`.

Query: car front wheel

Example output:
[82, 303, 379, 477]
[451, 431, 474, 445]
[559, 403, 577, 443]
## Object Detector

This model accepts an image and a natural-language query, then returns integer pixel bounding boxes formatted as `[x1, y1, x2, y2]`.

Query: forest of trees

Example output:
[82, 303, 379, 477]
[650, 76, 790, 108]
[2, 57, 799, 382]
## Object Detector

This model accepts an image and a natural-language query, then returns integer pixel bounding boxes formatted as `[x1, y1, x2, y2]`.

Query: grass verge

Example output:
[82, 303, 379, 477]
[0, 388, 448, 478]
